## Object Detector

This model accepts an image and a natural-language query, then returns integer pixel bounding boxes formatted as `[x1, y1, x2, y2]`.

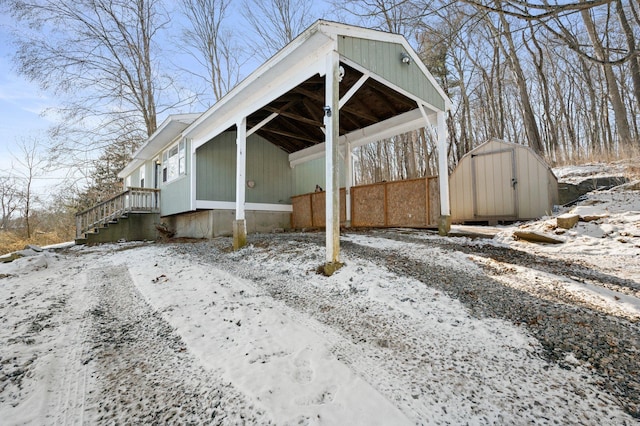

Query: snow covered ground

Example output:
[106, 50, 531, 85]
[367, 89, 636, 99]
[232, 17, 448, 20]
[1, 163, 639, 424]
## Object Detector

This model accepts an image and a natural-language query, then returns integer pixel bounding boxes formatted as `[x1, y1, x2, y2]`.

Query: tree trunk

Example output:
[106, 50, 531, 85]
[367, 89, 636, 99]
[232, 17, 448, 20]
[615, 0, 640, 132]
[493, 6, 545, 154]
[526, 24, 559, 158]
[581, 5, 633, 150]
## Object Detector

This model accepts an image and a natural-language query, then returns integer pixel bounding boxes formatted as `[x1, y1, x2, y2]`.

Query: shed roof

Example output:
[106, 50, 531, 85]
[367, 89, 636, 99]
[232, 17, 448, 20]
[463, 138, 557, 178]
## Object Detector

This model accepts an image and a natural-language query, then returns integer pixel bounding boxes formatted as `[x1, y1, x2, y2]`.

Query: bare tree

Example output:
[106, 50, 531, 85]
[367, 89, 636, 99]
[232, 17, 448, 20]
[2, 0, 191, 168]
[179, 0, 243, 103]
[12, 139, 48, 239]
[0, 176, 21, 231]
[333, 0, 428, 36]
[580, 4, 633, 149]
[242, 0, 318, 59]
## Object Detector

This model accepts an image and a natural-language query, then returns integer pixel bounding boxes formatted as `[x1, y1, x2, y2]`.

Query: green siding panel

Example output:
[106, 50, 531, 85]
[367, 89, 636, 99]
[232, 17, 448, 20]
[293, 157, 346, 196]
[196, 131, 294, 204]
[245, 135, 294, 204]
[196, 132, 236, 202]
[338, 36, 445, 111]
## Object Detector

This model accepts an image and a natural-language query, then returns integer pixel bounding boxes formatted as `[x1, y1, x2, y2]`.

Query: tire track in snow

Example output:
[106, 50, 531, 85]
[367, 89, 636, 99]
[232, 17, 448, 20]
[190, 235, 636, 424]
[53, 299, 92, 425]
[82, 264, 269, 425]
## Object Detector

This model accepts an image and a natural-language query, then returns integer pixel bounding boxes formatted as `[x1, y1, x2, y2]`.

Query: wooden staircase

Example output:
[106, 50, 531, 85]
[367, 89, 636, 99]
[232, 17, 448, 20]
[75, 188, 161, 245]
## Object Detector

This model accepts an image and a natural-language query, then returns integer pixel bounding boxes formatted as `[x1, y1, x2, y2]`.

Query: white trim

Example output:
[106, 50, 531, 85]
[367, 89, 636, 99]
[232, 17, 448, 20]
[339, 57, 444, 114]
[118, 114, 200, 178]
[339, 73, 369, 109]
[437, 111, 450, 216]
[160, 139, 186, 184]
[187, 34, 333, 149]
[325, 49, 341, 263]
[289, 109, 427, 167]
[247, 112, 278, 137]
[189, 139, 196, 211]
[235, 118, 247, 221]
[195, 200, 293, 212]
[319, 20, 451, 109]
[345, 141, 352, 222]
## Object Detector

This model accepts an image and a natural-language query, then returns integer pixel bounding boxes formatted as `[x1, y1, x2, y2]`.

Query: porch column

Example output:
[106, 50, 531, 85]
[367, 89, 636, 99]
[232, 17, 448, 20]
[345, 141, 352, 225]
[234, 117, 247, 250]
[324, 50, 341, 274]
[437, 110, 451, 235]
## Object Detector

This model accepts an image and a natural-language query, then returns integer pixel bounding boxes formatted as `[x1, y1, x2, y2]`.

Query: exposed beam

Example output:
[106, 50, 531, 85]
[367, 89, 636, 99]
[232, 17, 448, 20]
[247, 112, 278, 137]
[289, 109, 425, 167]
[339, 73, 369, 109]
[292, 86, 324, 101]
[264, 106, 323, 127]
[294, 85, 380, 123]
[367, 79, 416, 108]
[339, 56, 447, 114]
[259, 127, 320, 144]
[301, 97, 324, 123]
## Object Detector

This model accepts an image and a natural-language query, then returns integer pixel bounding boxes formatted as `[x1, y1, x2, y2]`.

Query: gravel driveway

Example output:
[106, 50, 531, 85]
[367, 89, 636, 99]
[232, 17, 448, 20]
[1, 230, 638, 424]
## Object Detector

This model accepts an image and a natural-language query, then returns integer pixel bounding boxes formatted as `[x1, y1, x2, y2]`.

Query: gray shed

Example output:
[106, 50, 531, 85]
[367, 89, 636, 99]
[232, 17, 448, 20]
[450, 139, 558, 223]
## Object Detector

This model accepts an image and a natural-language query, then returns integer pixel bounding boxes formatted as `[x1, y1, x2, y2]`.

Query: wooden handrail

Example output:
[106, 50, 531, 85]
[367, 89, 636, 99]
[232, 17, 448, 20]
[75, 187, 160, 239]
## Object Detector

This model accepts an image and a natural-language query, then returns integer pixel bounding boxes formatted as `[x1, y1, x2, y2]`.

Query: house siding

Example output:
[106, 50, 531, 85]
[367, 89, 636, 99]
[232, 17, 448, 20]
[293, 157, 346, 196]
[123, 159, 159, 189]
[196, 131, 294, 204]
[338, 36, 446, 111]
[160, 139, 191, 216]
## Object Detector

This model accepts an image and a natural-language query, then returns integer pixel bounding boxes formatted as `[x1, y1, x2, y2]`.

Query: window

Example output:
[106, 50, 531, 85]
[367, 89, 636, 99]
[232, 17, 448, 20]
[139, 164, 145, 188]
[162, 140, 186, 183]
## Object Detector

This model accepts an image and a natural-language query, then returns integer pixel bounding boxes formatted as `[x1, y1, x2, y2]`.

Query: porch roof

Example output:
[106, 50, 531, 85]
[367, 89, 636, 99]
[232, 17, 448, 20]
[118, 113, 200, 178]
[183, 20, 450, 160]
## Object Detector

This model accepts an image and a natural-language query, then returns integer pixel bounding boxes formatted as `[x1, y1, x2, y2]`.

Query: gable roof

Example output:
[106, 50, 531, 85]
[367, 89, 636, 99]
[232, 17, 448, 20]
[118, 20, 451, 178]
[466, 138, 557, 178]
[184, 20, 450, 155]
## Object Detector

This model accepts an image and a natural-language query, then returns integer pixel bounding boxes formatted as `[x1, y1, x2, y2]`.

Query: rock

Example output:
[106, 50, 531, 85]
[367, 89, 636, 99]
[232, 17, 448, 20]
[513, 231, 564, 244]
[557, 214, 580, 229]
[0, 253, 23, 264]
[580, 214, 609, 222]
[24, 244, 43, 252]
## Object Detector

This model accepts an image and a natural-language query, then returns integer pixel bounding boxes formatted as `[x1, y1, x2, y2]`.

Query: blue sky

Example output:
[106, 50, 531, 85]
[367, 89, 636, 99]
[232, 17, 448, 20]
[0, 13, 63, 199]
[0, 0, 345, 201]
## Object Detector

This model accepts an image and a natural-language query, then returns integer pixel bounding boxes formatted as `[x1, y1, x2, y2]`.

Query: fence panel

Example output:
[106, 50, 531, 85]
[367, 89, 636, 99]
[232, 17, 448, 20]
[291, 177, 439, 229]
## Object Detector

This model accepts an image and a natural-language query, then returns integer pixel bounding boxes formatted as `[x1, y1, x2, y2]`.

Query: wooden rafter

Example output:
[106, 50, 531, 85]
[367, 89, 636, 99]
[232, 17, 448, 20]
[259, 127, 320, 145]
[264, 105, 323, 127]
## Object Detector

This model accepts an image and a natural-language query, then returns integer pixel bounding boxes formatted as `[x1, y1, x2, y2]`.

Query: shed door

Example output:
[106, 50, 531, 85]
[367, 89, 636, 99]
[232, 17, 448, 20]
[471, 149, 517, 218]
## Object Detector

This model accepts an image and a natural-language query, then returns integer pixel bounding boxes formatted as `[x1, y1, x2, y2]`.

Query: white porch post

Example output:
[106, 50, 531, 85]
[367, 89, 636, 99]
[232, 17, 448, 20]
[324, 50, 341, 273]
[189, 139, 197, 211]
[436, 110, 451, 234]
[234, 117, 247, 249]
[345, 141, 352, 225]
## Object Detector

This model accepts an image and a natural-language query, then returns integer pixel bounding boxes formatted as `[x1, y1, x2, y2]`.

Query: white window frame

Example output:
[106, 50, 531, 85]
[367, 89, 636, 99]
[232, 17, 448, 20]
[139, 163, 146, 188]
[162, 140, 186, 183]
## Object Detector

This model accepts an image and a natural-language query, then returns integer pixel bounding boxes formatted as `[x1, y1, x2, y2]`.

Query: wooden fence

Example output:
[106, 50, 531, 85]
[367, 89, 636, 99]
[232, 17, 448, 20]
[291, 176, 440, 229]
[75, 187, 160, 238]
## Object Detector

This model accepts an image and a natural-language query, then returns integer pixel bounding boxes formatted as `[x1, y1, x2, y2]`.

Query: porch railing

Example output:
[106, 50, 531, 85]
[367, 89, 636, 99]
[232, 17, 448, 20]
[75, 187, 160, 239]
